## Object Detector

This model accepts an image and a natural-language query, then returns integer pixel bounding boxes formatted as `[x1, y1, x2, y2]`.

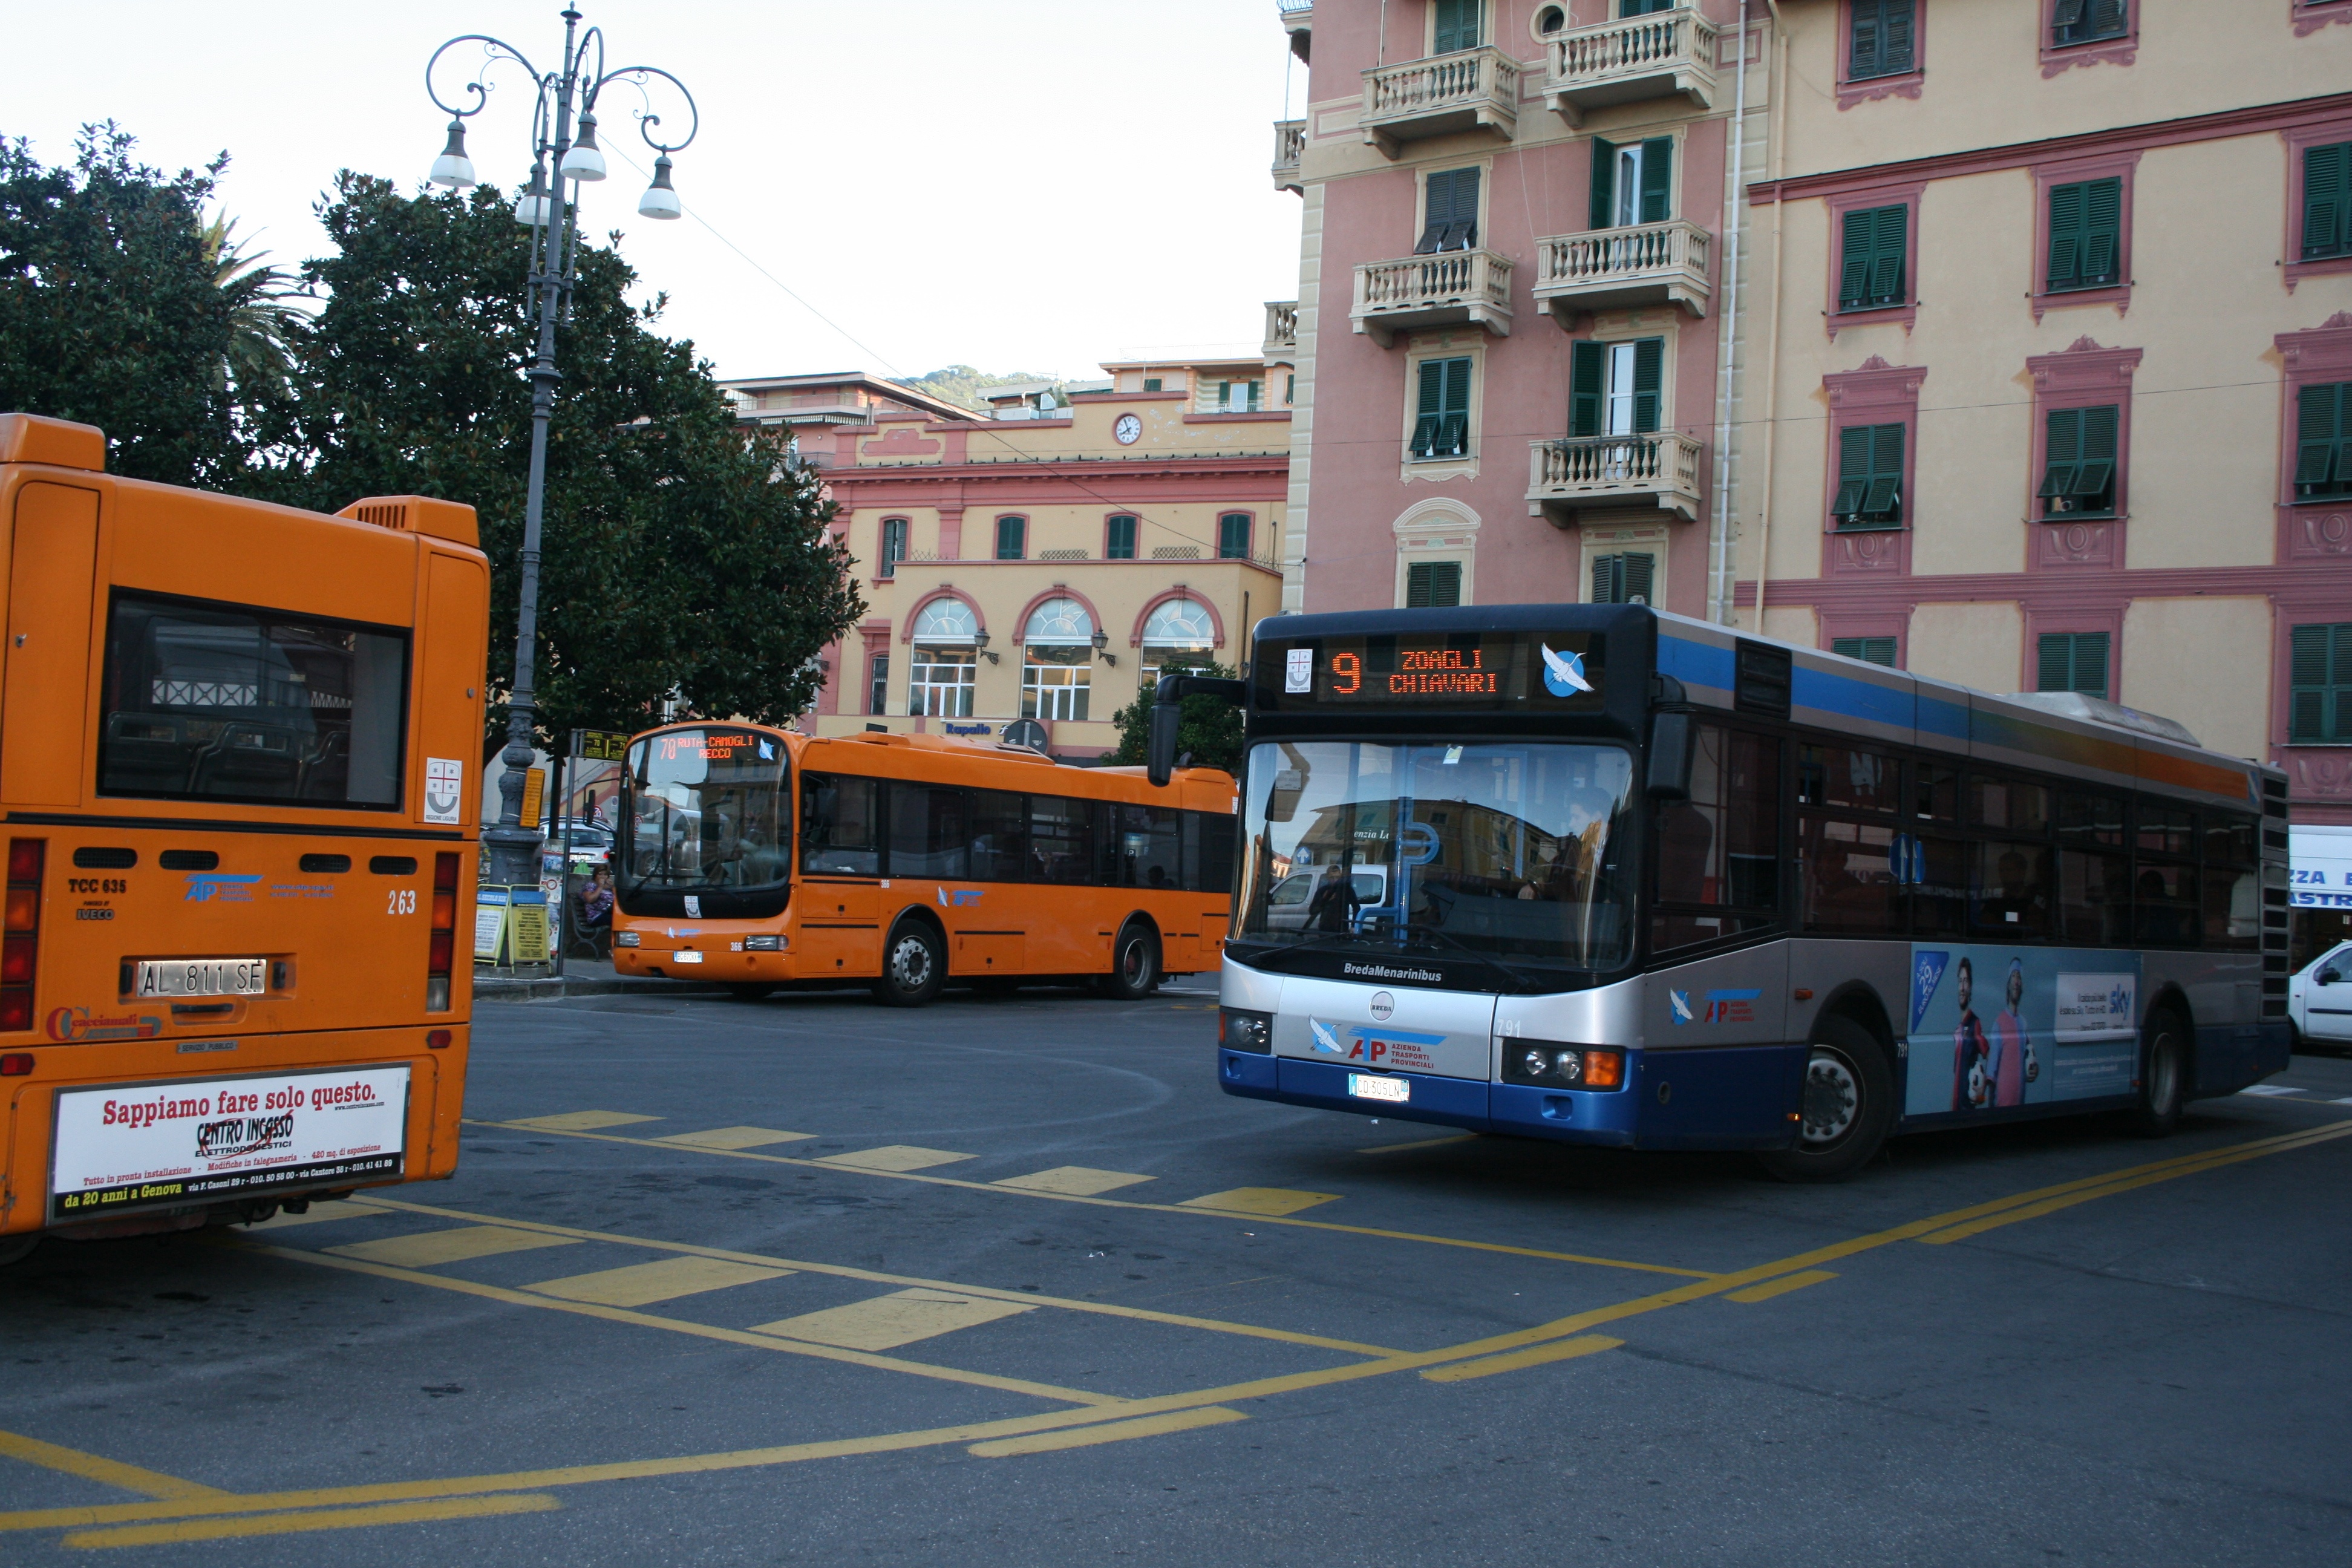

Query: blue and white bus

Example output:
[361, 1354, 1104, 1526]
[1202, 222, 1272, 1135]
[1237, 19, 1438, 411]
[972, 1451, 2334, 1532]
[1152, 606, 2291, 1180]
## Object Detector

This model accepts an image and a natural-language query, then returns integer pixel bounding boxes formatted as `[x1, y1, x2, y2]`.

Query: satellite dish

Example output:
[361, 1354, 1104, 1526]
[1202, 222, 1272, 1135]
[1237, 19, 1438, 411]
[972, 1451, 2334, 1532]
[1001, 719, 1050, 754]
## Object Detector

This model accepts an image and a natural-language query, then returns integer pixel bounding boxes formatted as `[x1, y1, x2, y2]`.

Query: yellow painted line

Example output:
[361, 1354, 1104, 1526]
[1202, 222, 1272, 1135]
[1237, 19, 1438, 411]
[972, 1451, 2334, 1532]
[0, 1430, 229, 1501]
[524, 1256, 796, 1308]
[1355, 1132, 1478, 1155]
[238, 1242, 1123, 1407]
[235, 1201, 392, 1232]
[752, 1289, 1036, 1352]
[1178, 1187, 1341, 1217]
[1420, 1334, 1623, 1383]
[653, 1126, 815, 1151]
[327, 1226, 580, 1269]
[967, 1407, 1247, 1457]
[60, 1492, 560, 1549]
[463, 1118, 1714, 1278]
[354, 1198, 1406, 1357]
[506, 1111, 662, 1132]
[1725, 1270, 1838, 1304]
[993, 1166, 1155, 1197]
[815, 1145, 974, 1173]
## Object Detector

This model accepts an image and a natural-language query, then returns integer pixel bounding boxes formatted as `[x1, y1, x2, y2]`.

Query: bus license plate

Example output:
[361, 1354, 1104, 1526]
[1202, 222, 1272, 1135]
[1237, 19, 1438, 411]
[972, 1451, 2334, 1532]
[1348, 1073, 1409, 1104]
[671, 951, 704, 964]
[133, 959, 266, 998]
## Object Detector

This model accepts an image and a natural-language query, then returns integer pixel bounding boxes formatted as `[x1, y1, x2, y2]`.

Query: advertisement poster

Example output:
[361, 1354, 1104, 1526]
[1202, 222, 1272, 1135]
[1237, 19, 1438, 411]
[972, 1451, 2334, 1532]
[1905, 946, 2141, 1117]
[50, 1065, 408, 1222]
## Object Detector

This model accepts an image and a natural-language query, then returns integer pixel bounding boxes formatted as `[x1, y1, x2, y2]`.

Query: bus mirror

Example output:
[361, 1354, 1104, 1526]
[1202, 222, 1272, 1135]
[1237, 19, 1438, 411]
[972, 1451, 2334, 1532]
[1147, 702, 1182, 788]
[1647, 711, 1694, 800]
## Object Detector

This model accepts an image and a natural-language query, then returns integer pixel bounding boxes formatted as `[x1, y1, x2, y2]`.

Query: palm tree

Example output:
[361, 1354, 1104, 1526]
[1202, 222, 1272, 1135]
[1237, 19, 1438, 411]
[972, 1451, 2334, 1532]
[196, 211, 305, 402]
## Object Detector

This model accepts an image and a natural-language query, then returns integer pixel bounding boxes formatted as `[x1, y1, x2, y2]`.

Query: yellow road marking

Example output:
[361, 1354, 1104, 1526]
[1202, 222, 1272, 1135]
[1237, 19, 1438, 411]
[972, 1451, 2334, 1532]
[967, 1407, 1247, 1457]
[1420, 1334, 1623, 1383]
[1355, 1132, 1478, 1155]
[0, 1431, 228, 1501]
[1725, 1270, 1838, 1304]
[1179, 1187, 1341, 1217]
[525, 1256, 796, 1308]
[60, 1493, 560, 1549]
[506, 1111, 661, 1132]
[993, 1166, 1155, 1197]
[236, 1201, 392, 1232]
[753, 1289, 1036, 1351]
[240, 1243, 1122, 1406]
[816, 1145, 974, 1173]
[654, 1126, 815, 1151]
[327, 1226, 580, 1269]
[464, 1118, 1713, 1278]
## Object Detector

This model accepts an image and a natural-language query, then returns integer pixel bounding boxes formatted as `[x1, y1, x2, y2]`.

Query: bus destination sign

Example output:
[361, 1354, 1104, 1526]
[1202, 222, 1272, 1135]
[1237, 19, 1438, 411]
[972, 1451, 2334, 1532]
[1256, 631, 1605, 713]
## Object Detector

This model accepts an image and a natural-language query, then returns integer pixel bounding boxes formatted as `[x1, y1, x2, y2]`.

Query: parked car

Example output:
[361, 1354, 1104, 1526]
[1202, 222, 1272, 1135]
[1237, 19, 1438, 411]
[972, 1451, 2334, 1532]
[2288, 941, 2352, 1053]
[1264, 867, 1390, 932]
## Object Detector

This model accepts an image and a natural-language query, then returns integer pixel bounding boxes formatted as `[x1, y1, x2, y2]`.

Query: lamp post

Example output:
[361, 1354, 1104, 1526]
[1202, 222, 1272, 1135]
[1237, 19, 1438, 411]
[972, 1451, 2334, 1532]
[423, 6, 697, 892]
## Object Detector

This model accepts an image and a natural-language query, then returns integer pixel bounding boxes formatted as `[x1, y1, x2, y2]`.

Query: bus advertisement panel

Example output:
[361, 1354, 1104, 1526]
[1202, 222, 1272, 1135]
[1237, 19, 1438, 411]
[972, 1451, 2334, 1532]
[1903, 947, 2141, 1116]
[0, 414, 486, 1258]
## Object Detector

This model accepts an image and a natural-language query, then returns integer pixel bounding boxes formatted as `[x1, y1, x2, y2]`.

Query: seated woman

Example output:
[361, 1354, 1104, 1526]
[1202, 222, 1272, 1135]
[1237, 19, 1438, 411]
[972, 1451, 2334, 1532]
[576, 865, 615, 956]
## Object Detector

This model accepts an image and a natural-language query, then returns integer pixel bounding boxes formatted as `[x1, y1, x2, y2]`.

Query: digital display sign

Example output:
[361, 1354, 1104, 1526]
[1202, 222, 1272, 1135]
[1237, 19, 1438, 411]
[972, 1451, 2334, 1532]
[1255, 632, 1606, 712]
[652, 730, 780, 764]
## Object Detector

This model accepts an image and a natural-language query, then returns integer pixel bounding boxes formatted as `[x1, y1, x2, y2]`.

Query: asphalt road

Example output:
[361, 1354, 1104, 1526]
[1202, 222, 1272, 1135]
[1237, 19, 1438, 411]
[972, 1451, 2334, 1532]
[4, 982, 2349, 1566]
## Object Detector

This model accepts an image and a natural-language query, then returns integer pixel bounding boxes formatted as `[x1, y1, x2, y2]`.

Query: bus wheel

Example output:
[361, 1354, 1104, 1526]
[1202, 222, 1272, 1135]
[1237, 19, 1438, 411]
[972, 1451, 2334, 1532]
[0, 1235, 37, 1269]
[1098, 922, 1161, 1001]
[1757, 1017, 1893, 1184]
[2128, 1008, 2189, 1137]
[874, 921, 945, 1008]
[725, 984, 776, 1002]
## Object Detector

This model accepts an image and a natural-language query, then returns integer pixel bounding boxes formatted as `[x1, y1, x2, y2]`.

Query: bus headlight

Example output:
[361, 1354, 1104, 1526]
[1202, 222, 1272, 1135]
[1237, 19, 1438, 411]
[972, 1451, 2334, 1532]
[1219, 1008, 1272, 1054]
[614, 930, 641, 948]
[1503, 1042, 1624, 1091]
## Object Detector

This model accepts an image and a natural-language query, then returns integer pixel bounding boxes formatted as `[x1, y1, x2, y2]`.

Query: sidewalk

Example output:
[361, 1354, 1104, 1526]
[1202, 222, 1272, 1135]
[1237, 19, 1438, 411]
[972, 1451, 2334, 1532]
[471, 956, 732, 1004]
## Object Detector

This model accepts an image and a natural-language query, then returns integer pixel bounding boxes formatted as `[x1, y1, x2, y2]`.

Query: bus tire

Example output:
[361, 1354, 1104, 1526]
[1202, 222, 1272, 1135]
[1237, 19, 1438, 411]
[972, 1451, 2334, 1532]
[0, 1234, 38, 1268]
[1757, 1016, 1893, 1184]
[2128, 1007, 2189, 1137]
[874, 920, 945, 1008]
[725, 984, 776, 1002]
[1099, 921, 1161, 1001]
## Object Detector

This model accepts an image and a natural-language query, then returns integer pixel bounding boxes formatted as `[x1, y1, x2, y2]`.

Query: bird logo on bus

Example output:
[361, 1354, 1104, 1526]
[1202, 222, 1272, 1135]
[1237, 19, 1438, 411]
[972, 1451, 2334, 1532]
[935, 887, 984, 908]
[1540, 643, 1593, 697]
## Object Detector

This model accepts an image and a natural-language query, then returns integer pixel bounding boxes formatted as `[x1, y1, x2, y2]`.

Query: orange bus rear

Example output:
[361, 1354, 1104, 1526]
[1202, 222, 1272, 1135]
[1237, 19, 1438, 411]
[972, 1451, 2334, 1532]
[0, 414, 489, 1258]
[610, 724, 1235, 1002]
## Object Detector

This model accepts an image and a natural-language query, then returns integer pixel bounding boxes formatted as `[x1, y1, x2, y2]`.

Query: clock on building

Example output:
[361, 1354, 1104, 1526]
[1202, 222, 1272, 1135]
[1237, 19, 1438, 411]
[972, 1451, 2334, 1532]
[1113, 413, 1142, 445]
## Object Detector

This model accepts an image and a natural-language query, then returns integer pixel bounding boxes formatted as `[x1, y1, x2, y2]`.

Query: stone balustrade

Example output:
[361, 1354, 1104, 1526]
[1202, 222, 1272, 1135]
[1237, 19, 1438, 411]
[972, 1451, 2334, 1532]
[1542, 6, 1719, 125]
[1534, 219, 1713, 320]
[1526, 433, 1705, 523]
[1351, 250, 1514, 345]
[1360, 47, 1518, 155]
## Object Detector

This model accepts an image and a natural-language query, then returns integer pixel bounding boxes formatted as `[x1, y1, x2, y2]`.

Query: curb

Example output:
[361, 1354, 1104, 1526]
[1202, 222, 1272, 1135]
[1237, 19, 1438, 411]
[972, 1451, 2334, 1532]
[472, 973, 732, 1004]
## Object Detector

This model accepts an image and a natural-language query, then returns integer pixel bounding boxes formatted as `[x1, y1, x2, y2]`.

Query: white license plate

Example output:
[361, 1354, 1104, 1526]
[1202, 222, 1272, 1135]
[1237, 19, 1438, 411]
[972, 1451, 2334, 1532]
[133, 959, 266, 998]
[1347, 1073, 1410, 1104]
[671, 950, 704, 965]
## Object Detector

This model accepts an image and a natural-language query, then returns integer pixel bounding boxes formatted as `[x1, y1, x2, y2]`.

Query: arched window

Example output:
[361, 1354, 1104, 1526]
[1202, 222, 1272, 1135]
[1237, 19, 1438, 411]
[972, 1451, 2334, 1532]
[1142, 597, 1214, 648]
[912, 597, 978, 644]
[909, 598, 978, 717]
[1022, 596, 1094, 646]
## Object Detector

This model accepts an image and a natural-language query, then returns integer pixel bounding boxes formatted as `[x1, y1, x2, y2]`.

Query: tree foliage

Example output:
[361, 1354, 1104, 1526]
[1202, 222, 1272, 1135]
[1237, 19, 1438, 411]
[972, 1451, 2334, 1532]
[1106, 659, 1244, 776]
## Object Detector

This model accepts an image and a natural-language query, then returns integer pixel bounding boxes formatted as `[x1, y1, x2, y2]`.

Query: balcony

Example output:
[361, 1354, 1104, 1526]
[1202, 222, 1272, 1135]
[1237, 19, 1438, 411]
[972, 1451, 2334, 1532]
[1541, 7, 1719, 126]
[1359, 47, 1518, 158]
[1527, 433, 1705, 523]
[1532, 220, 1713, 321]
[1272, 119, 1304, 194]
[1263, 299, 1298, 364]
[1277, 0, 1312, 62]
[1351, 250, 1514, 346]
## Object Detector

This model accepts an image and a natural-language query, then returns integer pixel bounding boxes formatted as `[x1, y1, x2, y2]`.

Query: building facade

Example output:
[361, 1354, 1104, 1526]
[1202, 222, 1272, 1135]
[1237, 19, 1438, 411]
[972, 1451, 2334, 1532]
[726, 354, 1290, 759]
[1275, 0, 1769, 622]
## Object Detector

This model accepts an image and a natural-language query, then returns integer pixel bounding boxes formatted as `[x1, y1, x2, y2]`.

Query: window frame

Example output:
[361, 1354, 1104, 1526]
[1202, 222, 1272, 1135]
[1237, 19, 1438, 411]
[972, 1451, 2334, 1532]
[2040, 0, 2137, 76]
[2030, 154, 2137, 321]
[2036, 405, 2122, 520]
[1218, 512, 1255, 561]
[1405, 560, 1463, 608]
[1407, 352, 1477, 463]
[1830, 422, 1906, 531]
[1570, 335, 1666, 439]
[1416, 166, 1483, 255]
[877, 516, 909, 580]
[1589, 135, 1674, 230]
[2036, 630, 2112, 699]
[993, 514, 1027, 561]
[2289, 622, 2352, 745]
[1104, 514, 1139, 560]
[1839, 0, 1924, 109]
[1823, 185, 1924, 336]
[2285, 121, 2352, 292]
[1820, 358, 1925, 577]
[1429, 0, 1485, 56]
[1830, 635, 1900, 667]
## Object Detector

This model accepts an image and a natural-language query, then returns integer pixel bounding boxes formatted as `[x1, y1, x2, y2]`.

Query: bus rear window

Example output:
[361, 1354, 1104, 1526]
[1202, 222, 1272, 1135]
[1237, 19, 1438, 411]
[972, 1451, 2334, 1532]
[97, 594, 407, 809]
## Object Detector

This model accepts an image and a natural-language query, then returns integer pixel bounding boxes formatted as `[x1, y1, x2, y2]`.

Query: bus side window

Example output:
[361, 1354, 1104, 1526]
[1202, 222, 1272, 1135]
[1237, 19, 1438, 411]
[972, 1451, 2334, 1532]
[1652, 724, 1780, 953]
[799, 773, 880, 876]
[1029, 795, 1096, 885]
[2133, 802, 2198, 947]
[2203, 811, 2260, 951]
[889, 784, 969, 881]
[1969, 840, 2053, 940]
[1186, 810, 1236, 895]
[1116, 804, 1181, 889]
[969, 789, 1027, 882]
[2057, 791, 2128, 944]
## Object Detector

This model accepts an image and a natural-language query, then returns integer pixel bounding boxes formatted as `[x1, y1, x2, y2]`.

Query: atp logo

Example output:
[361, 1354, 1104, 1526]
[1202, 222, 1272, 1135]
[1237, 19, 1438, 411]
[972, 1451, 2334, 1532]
[183, 873, 261, 904]
[1669, 990, 1694, 1025]
[1539, 643, 1593, 697]
[1310, 1018, 1345, 1054]
[935, 887, 984, 909]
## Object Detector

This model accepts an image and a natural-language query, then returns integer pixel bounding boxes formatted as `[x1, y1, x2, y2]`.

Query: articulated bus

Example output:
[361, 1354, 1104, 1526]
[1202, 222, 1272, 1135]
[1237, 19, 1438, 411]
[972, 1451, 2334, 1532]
[1163, 604, 2291, 1181]
[0, 414, 488, 1262]
[612, 725, 1236, 1003]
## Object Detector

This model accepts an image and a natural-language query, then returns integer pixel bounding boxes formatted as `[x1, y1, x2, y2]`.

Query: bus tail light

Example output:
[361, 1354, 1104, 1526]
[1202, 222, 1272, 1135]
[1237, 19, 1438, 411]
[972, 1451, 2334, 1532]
[425, 852, 458, 1013]
[1, 840, 42, 1031]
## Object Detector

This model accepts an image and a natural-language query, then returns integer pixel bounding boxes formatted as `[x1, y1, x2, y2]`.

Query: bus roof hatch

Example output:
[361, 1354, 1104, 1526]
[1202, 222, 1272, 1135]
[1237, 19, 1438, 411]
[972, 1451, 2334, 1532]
[336, 494, 480, 547]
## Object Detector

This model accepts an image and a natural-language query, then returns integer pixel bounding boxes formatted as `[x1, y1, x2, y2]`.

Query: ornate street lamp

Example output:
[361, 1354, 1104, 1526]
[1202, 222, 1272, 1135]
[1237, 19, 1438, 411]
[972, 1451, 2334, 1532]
[423, 6, 698, 890]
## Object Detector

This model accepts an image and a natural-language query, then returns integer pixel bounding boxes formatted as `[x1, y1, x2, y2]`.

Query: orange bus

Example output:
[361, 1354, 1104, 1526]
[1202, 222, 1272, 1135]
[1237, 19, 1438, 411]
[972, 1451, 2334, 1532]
[610, 724, 1236, 1003]
[0, 414, 488, 1263]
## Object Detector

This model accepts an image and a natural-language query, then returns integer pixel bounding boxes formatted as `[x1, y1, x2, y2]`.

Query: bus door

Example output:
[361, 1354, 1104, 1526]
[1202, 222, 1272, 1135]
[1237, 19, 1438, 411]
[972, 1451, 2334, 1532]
[794, 772, 882, 978]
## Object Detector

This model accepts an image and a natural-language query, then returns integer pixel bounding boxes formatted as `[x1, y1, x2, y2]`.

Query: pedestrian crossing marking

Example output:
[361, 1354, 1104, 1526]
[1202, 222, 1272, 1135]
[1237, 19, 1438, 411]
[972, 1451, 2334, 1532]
[1178, 1187, 1341, 1218]
[993, 1166, 1155, 1197]
[815, 1145, 974, 1173]
[1725, 1269, 1838, 1304]
[1420, 1334, 1623, 1383]
[327, 1226, 582, 1269]
[751, 1287, 1035, 1351]
[655, 1126, 817, 1151]
[240, 1201, 393, 1231]
[508, 1111, 663, 1132]
[969, 1406, 1247, 1457]
[2238, 1085, 2306, 1097]
[524, 1256, 797, 1307]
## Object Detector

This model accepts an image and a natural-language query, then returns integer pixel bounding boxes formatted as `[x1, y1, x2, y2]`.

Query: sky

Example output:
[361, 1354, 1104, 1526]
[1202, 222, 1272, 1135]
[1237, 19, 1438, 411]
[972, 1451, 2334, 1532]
[2, 1, 1307, 384]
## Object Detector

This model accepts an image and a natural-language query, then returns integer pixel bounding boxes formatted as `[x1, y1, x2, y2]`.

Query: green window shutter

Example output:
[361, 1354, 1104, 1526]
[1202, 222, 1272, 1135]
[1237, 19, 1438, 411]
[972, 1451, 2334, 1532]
[1883, 0, 1915, 73]
[2305, 143, 2350, 260]
[995, 515, 1025, 559]
[2077, 632, 2109, 698]
[2037, 634, 2073, 693]
[1438, 356, 1472, 454]
[1832, 636, 1899, 667]
[1418, 169, 1480, 253]
[1861, 423, 1904, 519]
[2298, 382, 2350, 497]
[2081, 178, 2122, 285]
[1622, 552, 1655, 605]
[2038, 633, 2109, 698]
[1622, 0, 1676, 15]
[1589, 137, 1618, 231]
[1106, 515, 1136, 559]
[1850, 0, 1884, 78]
[1832, 426, 1872, 518]
[2073, 404, 2118, 508]
[2290, 625, 2330, 741]
[1638, 138, 1673, 224]
[1433, 0, 1481, 53]
[1630, 338, 1664, 434]
[1570, 341, 1605, 439]
[1592, 554, 1654, 605]
[2039, 407, 2083, 505]
[1867, 205, 1906, 305]
[1411, 358, 1446, 456]
[1413, 358, 1472, 457]
[1407, 561, 1462, 608]
[1220, 514, 1251, 559]
[1838, 208, 1875, 309]
[1592, 555, 1615, 604]
[2047, 181, 2085, 290]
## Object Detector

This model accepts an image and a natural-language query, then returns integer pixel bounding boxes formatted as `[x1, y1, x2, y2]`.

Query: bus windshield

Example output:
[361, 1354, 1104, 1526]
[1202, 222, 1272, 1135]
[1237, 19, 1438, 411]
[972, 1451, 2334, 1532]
[1235, 740, 1638, 983]
[620, 727, 791, 896]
